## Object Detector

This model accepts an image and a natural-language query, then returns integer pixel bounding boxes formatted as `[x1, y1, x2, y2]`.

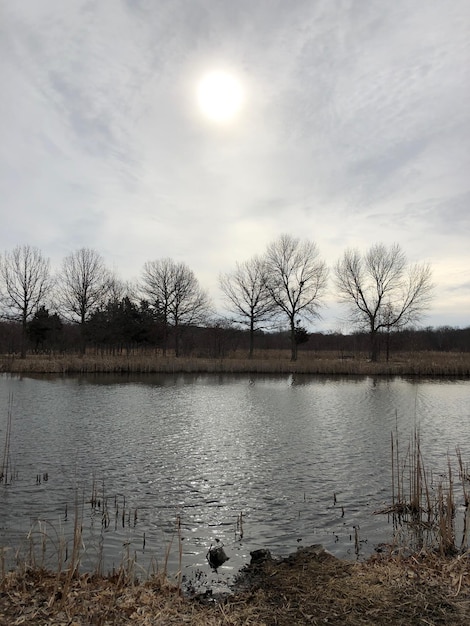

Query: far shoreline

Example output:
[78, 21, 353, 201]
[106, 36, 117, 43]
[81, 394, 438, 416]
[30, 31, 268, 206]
[1, 349, 469, 377]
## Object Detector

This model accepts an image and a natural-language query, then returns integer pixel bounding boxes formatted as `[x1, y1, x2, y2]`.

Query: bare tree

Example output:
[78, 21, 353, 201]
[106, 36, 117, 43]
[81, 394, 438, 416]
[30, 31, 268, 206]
[141, 258, 177, 355]
[264, 234, 329, 361]
[219, 255, 275, 358]
[141, 258, 210, 356]
[171, 262, 211, 356]
[106, 274, 138, 305]
[0, 245, 52, 357]
[334, 243, 433, 361]
[57, 248, 111, 353]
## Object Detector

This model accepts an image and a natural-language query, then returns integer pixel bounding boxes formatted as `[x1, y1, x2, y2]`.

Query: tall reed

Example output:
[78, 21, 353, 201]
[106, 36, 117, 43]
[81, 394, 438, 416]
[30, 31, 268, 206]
[1, 393, 13, 484]
[456, 447, 470, 550]
[379, 428, 467, 555]
[59, 490, 85, 606]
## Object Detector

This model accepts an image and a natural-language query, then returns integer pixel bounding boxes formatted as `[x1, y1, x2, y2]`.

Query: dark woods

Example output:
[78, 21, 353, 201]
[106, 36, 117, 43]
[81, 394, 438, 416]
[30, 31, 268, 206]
[0, 309, 469, 360]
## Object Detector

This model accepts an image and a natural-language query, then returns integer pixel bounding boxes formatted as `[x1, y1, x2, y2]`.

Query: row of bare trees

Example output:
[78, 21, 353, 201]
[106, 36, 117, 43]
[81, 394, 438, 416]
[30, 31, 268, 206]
[0, 236, 434, 361]
[0, 247, 111, 356]
[0, 246, 211, 358]
[220, 235, 433, 361]
[220, 236, 329, 361]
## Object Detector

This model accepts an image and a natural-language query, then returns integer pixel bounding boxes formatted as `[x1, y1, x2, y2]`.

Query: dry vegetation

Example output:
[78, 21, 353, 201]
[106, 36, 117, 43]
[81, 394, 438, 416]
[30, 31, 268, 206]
[1, 546, 469, 625]
[1, 349, 470, 376]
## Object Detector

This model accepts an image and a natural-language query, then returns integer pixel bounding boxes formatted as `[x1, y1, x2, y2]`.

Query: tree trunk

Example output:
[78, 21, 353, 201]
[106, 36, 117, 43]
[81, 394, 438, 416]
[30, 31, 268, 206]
[385, 328, 391, 362]
[290, 319, 298, 361]
[370, 329, 379, 362]
[249, 318, 254, 359]
[79, 312, 86, 356]
[21, 326, 26, 359]
[20, 317, 27, 359]
[174, 321, 180, 357]
[162, 322, 168, 356]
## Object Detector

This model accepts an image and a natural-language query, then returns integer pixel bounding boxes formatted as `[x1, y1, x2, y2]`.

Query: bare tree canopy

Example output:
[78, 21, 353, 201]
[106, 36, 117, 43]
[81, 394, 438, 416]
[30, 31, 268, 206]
[141, 258, 210, 356]
[0, 245, 52, 357]
[219, 255, 275, 357]
[334, 243, 434, 361]
[141, 258, 174, 331]
[264, 234, 329, 361]
[170, 263, 210, 327]
[57, 247, 111, 326]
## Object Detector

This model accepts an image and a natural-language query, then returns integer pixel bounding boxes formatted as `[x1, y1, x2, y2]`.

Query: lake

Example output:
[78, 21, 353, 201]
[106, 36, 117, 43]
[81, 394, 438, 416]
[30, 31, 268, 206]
[0, 373, 469, 593]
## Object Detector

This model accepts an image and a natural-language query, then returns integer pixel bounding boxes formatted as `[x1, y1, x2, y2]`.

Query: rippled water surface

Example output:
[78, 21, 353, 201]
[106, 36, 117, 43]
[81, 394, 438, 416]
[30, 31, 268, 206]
[1, 373, 469, 591]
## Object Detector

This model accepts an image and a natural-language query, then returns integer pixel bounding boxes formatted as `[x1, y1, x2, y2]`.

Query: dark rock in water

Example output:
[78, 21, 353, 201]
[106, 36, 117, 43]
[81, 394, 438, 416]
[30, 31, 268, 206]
[207, 545, 229, 569]
[283, 544, 337, 567]
[249, 549, 273, 565]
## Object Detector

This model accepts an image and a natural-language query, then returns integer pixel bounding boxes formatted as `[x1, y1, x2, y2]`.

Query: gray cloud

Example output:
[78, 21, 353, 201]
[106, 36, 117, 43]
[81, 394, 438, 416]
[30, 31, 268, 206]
[1, 0, 469, 329]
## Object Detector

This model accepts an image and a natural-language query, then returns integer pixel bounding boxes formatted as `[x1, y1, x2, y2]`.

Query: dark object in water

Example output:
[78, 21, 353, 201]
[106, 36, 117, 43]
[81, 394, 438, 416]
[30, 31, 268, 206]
[207, 545, 229, 569]
[250, 549, 273, 565]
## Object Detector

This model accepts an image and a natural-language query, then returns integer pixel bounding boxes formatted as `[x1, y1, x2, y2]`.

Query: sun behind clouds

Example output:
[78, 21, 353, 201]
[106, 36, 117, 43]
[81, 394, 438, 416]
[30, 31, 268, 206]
[197, 70, 244, 123]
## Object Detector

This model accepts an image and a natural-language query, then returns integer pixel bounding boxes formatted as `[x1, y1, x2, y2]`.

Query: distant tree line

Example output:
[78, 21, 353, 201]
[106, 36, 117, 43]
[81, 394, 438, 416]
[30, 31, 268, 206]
[0, 236, 462, 362]
[1, 313, 469, 361]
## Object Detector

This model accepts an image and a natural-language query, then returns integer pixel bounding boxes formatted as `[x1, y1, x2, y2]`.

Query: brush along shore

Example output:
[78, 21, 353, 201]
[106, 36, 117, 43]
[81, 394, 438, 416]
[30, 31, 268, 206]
[1, 545, 469, 625]
[1, 350, 470, 376]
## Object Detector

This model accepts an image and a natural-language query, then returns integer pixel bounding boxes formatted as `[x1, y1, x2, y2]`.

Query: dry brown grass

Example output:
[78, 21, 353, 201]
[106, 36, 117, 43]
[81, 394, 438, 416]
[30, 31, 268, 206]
[1, 546, 469, 625]
[1, 350, 470, 376]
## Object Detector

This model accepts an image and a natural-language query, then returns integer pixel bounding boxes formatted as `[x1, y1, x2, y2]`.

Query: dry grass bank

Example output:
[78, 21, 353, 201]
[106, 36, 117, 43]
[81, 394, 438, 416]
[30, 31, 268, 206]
[1, 350, 470, 377]
[1, 546, 469, 625]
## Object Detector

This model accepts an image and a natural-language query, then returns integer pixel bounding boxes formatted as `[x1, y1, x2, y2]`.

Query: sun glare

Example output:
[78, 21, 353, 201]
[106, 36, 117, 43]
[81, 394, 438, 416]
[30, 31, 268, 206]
[197, 71, 244, 123]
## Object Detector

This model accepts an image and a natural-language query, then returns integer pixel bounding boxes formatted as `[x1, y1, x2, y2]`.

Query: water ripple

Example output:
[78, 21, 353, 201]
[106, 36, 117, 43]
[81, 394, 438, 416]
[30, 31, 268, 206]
[1, 373, 469, 590]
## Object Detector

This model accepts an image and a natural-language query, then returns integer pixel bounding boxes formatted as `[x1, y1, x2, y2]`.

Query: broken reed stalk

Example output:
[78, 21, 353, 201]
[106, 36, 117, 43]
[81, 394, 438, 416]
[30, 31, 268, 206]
[411, 429, 432, 524]
[436, 458, 456, 556]
[456, 446, 470, 550]
[461, 503, 470, 551]
[0, 547, 5, 581]
[162, 528, 174, 580]
[238, 511, 244, 539]
[456, 446, 470, 507]
[410, 430, 420, 518]
[119, 541, 136, 586]
[1, 393, 13, 484]
[59, 491, 84, 606]
[156, 515, 184, 591]
[176, 515, 183, 594]
[391, 431, 395, 510]
[390, 424, 407, 520]
[354, 526, 360, 556]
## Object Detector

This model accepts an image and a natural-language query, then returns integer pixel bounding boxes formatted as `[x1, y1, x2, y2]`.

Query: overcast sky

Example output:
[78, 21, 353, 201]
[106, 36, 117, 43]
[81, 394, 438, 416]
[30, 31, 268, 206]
[1, 0, 469, 331]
